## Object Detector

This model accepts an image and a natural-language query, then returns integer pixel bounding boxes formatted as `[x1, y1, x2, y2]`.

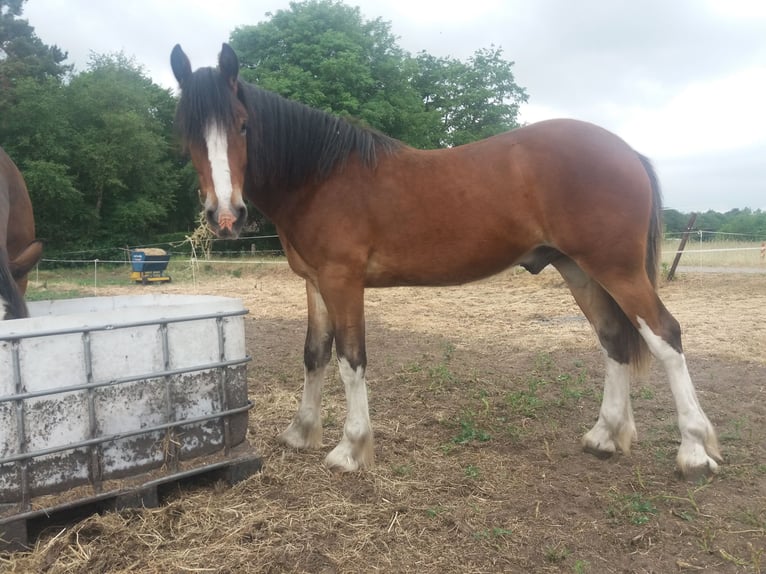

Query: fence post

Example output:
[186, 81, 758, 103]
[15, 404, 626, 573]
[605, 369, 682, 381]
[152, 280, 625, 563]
[666, 213, 697, 281]
[93, 259, 100, 293]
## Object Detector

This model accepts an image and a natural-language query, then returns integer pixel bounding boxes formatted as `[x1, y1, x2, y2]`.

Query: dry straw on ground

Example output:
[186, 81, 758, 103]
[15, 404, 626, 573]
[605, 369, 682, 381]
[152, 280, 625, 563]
[3, 268, 765, 573]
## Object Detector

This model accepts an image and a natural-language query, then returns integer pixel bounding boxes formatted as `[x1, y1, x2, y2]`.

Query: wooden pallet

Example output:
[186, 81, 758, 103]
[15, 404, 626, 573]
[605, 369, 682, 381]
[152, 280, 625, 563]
[0, 449, 262, 552]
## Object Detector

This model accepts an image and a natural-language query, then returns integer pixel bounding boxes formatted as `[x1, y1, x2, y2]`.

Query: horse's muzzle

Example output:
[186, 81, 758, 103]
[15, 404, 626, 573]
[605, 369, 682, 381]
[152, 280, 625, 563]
[206, 204, 248, 239]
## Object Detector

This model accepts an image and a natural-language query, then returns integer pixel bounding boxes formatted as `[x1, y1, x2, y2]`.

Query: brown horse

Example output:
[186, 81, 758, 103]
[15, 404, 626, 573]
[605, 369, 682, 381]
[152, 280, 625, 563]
[171, 43, 721, 480]
[0, 146, 43, 320]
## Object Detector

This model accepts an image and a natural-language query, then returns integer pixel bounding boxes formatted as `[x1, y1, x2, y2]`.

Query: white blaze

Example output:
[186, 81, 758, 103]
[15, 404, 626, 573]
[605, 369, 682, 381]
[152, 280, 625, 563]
[203, 122, 234, 213]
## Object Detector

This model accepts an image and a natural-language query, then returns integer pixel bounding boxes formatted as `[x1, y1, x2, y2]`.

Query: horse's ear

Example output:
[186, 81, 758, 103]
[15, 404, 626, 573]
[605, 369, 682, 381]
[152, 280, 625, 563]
[219, 43, 239, 90]
[171, 44, 192, 87]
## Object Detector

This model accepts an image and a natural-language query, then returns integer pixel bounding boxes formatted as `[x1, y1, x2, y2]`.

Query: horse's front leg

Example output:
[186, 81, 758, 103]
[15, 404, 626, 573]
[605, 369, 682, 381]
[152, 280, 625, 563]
[278, 280, 334, 450]
[321, 274, 373, 472]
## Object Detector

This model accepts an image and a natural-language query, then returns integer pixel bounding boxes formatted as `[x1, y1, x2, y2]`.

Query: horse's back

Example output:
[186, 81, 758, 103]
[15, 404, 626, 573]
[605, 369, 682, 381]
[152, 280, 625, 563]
[354, 119, 654, 286]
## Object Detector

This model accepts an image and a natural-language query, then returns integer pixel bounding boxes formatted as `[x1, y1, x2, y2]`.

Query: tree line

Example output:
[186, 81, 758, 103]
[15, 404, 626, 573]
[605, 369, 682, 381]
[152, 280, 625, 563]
[663, 208, 766, 239]
[1, 0, 762, 258]
[1, 0, 528, 255]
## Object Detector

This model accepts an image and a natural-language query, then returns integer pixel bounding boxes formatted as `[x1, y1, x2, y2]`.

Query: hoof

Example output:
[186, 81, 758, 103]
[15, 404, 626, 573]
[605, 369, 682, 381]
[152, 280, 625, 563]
[277, 418, 322, 450]
[676, 438, 722, 482]
[324, 453, 361, 473]
[676, 455, 720, 482]
[582, 442, 616, 460]
[582, 417, 636, 460]
[582, 426, 617, 460]
[324, 434, 374, 473]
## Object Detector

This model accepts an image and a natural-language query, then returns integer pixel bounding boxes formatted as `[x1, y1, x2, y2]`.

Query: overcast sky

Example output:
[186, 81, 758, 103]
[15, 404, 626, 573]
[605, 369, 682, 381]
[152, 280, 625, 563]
[22, 0, 766, 212]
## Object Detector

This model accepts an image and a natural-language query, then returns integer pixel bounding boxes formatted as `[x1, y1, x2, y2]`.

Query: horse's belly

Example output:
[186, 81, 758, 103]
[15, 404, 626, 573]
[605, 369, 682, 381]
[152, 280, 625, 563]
[364, 245, 526, 288]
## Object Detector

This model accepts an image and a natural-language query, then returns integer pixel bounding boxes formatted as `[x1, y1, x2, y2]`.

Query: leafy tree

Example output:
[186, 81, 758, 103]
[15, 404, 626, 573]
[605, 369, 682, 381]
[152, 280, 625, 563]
[0, 0, 70, 111]
[662, 209, 691, 234]
[61, 53, 191, 246]
[695, 210, 727, 237]
[0, 0, 81, 247]
[719, 208, 766, 237]
[230, 0, 440, 147]
[664, 208, 766, 240]
[412, 47, 528, 147]
[229, 0, 525, 149]
[21, 159, 86, 245]
[228, 0, 527, 238]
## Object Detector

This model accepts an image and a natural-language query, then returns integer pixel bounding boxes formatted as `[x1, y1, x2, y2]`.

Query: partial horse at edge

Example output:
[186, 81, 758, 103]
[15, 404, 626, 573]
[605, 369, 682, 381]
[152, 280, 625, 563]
[0, 146, 43, 320]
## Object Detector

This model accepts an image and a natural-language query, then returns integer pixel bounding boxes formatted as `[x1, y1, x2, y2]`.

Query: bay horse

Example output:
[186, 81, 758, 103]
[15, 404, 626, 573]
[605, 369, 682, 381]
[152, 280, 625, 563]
[171, 43, 721, 480]
[0, 146, 43, 320]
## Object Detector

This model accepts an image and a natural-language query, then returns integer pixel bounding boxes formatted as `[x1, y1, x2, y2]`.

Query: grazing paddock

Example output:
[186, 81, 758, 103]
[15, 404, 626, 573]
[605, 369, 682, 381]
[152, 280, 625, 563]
[4, 266, 766, 573]
[661, 238, 766, 270]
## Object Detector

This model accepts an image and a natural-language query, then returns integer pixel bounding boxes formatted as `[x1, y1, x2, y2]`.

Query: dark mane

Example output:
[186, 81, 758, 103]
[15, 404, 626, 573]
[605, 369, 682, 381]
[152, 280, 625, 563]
[175, 67, 403, 193]
[174, 68, 241, 152]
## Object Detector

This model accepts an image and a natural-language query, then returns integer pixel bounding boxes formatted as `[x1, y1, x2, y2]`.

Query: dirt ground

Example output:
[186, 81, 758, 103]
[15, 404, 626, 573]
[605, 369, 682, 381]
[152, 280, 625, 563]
[3, 266, 766, 573]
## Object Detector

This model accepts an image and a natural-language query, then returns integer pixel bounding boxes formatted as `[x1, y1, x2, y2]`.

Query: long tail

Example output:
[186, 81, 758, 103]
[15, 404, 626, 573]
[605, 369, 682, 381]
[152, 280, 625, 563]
[638, 153, 663, 289]
[617, 152, 663, 374]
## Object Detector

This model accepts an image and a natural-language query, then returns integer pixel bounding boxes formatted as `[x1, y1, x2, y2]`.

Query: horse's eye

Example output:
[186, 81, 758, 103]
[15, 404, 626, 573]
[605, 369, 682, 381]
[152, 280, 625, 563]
[239, 122, 247, 136]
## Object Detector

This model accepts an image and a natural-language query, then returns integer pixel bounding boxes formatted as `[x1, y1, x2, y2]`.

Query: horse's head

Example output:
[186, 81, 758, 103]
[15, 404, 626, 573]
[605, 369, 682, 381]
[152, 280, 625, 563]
[171, 43, 248, 239]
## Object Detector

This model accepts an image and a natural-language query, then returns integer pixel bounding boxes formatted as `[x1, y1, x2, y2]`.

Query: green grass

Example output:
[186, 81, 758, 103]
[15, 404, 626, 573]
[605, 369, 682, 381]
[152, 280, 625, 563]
[635, 386, 655, 400]
[425, 506, 445, 518]
[25, 288, 87, 302]
[720, 416, 751, 443]
[392, 464, 413, 477]
[464, 464, 480, 479]
[427, 343, 458, 389]
[504, 353, 592, 417]
[544, 544, 571, 563]
[474, 526, 513, 539]
[606, 491, 658, 526]
[452, 411, 492, 445]
[505, 387, 544, 417]
[25, 255, 290, 301]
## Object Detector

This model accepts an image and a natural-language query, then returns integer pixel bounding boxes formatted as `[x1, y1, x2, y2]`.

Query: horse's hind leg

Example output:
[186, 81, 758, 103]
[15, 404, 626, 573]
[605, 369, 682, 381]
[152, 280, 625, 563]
[278, 280, 334, 450]
[635, 297, 721, 479]
[599, 272, 722, 480]
[553, 257, 638, 457]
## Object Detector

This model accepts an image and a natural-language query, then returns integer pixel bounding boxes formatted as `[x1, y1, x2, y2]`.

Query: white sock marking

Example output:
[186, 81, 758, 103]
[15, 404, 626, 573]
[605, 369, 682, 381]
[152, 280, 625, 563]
[298, 365, 325, 423]
[583, 349, 636, 453]
[338, 358, 371, 440]
[636, 317, 703, 419]
[636, 316, 718, 474]
[601, 352, 632, 425]
[324, 358, 372, 470]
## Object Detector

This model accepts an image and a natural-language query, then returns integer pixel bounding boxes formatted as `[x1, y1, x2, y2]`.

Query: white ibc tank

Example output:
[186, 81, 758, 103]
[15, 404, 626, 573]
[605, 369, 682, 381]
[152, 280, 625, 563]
[0, 294, 250, 506]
